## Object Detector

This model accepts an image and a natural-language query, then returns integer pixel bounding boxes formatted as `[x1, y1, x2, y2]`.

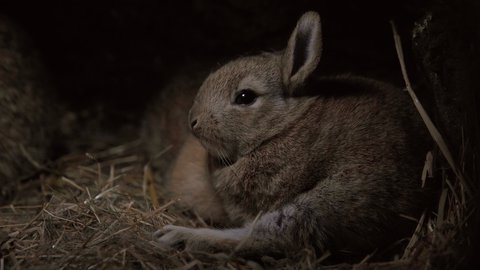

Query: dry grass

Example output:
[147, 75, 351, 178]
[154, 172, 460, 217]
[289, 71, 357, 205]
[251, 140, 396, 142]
[0, 134, 474, 269]
[391, 21, 475, 269]
[0, 29, 477, 270]
[0, 141, 316, 269]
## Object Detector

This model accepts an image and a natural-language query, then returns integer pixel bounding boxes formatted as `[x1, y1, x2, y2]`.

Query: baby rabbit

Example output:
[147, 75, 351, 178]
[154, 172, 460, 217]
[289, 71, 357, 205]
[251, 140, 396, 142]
[0, 15, 57, 205]
[155, 11, 429, 258]
[143, 70, 227, 222]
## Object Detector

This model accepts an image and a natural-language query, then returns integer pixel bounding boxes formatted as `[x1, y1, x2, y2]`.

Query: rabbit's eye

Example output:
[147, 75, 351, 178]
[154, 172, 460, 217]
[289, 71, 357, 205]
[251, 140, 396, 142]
[234, 89, 257, 105]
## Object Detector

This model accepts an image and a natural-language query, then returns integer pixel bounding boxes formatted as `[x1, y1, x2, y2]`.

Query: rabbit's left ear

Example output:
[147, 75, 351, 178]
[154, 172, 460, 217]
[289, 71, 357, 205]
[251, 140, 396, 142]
[282, 11, 322, 94]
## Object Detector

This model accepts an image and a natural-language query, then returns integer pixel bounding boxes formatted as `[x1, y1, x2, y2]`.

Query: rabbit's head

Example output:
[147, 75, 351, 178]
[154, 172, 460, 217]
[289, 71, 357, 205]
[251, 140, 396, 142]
[189, 11, 322, 161]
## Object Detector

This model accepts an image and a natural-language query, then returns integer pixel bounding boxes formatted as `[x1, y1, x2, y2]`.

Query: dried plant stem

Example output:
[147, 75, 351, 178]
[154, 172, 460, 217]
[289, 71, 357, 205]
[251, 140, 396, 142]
[390, 21, 470, 196]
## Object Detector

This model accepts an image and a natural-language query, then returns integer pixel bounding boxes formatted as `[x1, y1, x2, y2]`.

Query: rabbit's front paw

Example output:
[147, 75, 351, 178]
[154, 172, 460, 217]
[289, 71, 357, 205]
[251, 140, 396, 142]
[154, 225, 195, 249]
[154, 225, 245, 253]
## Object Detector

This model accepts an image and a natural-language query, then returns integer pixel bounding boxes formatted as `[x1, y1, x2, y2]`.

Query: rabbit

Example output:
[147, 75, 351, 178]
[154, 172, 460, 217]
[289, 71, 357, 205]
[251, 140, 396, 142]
[154, 11, 429, 258]
[0, 15, 57, 205]
[142, 68, 227, 223]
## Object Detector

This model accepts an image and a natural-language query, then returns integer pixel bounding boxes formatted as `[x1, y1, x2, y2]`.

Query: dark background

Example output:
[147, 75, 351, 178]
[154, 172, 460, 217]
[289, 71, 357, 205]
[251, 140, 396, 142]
[1, 0, 425, 116]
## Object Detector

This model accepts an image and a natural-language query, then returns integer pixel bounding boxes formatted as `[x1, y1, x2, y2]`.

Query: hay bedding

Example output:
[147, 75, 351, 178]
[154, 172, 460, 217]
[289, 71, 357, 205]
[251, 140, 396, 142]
[0, 130, 472, 269]
[0, 141, 317, 270]
[0, 138, 470, 270]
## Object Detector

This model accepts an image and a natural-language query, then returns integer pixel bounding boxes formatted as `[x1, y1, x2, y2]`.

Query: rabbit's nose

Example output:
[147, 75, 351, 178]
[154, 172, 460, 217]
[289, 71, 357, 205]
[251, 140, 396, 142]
[190, 119, 198, 130]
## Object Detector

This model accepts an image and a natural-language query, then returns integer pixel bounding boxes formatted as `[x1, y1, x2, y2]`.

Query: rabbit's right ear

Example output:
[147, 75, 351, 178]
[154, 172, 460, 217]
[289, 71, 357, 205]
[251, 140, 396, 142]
[281, 11, 322, 95]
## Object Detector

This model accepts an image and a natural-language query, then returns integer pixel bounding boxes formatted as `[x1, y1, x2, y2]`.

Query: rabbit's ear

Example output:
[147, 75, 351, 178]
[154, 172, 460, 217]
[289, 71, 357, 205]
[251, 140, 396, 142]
[282, 11, 322, 94]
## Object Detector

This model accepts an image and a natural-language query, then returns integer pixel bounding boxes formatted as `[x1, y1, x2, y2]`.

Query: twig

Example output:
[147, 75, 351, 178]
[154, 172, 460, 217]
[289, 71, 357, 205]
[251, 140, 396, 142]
[390, 21, 471, 196]
[402, 211, 426, 259]
[143, 164, 159, 209]
[20, 144, 81, 186]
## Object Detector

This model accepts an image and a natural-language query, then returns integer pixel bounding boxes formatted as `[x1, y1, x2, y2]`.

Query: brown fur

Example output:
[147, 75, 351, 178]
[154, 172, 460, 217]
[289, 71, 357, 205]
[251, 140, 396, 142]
[153, 11, 429, 258]
[167, 134, 226, 223]
[141, 68, 229, 220]
[0, 16, 57, 205]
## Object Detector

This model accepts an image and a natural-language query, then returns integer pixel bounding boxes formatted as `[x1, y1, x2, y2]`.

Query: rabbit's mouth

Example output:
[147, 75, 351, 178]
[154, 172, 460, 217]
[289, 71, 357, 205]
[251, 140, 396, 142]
[195, 135, 236, 162]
